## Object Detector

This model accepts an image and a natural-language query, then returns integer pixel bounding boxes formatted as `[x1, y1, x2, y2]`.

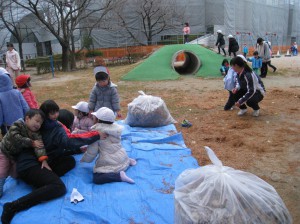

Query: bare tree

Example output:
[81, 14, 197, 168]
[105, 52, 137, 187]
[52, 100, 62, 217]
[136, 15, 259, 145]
[12, 0, 116, 71]
[0, 1, 34, 71]
[114, 0, 183, 45]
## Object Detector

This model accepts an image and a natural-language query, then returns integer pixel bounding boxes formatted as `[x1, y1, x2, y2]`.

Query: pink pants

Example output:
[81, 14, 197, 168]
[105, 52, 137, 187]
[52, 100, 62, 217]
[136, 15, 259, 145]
[0, 151, 17, 179]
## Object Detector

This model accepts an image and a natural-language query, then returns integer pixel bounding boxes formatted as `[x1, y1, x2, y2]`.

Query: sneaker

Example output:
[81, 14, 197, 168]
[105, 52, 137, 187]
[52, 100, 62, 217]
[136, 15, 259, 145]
[181, 119, 192, 127]
[237, 109, 247, 116]
[252, 110, 260, 117]
[273, 68, 277, 72]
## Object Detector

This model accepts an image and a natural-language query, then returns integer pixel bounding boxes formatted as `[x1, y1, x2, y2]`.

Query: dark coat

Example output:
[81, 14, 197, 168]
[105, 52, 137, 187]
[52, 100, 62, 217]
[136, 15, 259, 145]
[228, 38, 239, 53]
[216, 33, 225, 46]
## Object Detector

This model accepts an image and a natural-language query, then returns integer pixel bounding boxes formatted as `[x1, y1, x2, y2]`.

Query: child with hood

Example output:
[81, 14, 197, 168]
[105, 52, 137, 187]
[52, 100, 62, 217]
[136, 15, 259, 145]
[0, 69, 29, 136]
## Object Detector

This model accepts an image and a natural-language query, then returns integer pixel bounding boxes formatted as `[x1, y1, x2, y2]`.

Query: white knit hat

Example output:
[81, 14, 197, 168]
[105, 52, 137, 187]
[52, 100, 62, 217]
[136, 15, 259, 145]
[217, 30, 222, 34]
[228, 34, 233, 38]
[237, 54, 247, 63]
[92, 107, 115, 123]
[71, 101, 89, 113]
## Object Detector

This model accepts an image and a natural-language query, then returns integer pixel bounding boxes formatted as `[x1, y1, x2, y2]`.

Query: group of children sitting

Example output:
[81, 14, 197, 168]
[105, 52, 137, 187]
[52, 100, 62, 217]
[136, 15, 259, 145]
[0, 66, 137, 207]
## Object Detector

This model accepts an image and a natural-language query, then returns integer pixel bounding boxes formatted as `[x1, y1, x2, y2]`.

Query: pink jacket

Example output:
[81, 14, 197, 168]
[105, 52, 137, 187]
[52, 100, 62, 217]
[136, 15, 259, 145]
[183, 27, 190, 35]
[72, 116, 94, 134]
[19, 88, 38, 109]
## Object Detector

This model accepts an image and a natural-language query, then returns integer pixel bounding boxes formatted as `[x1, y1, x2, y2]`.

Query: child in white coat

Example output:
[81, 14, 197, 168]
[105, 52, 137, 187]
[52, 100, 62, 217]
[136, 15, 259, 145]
[80, 107, 136, 184]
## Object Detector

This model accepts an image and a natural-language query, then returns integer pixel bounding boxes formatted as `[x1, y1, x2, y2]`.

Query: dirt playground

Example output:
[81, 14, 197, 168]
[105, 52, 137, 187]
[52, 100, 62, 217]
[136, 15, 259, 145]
[17, 54, 300, 222]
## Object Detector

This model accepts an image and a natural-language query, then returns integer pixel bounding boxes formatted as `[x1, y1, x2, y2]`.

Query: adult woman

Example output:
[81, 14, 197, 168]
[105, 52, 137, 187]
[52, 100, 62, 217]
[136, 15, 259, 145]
[5, 43, 21, 85]
[256, 38, 274, 77]
[228, 35, 239, 57]
[231, 55, 265, 117]
[216, 30, 226, 56]
[183, 22, 190, 44]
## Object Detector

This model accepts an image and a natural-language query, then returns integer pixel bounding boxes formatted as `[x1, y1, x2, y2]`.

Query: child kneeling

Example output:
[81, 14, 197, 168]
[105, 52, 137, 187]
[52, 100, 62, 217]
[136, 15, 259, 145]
[81, 107, 136, 184]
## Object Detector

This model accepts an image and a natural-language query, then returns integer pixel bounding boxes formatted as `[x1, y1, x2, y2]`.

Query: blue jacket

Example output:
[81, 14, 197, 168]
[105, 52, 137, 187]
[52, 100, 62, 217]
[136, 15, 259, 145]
[247, 57, 262, 69]
[0, 73, 29, 126]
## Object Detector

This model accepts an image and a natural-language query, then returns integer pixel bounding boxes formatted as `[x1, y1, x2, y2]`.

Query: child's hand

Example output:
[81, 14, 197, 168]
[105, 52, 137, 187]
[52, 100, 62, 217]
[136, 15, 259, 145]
[32, 140, 44, 149]
[41, 160, 52, 171]
[232, 88, 237, 94]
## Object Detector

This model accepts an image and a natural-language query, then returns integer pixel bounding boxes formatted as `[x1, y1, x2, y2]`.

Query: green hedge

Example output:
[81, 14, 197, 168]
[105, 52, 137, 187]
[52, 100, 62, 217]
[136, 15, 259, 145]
[35, 58, 62, 75]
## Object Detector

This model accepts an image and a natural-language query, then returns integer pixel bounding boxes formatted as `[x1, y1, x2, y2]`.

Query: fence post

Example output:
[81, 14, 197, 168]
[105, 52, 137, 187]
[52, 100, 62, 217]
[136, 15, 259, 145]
[49, 55, 55, 78]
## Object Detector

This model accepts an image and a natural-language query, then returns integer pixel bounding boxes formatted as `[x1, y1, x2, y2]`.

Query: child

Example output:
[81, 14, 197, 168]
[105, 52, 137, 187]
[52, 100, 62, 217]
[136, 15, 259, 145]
[291, 42, 298, 56]
[0, 101, 105, 224]
[0, 109, 49, 198]
[0, 69, 29, 136]
[81, 107, 137, 184]
[223, 60, 240, 110]
[243, 43, 248, 57]
[88, 71, 122, 118]
[71, 101, 94, 134]
[220, 59, 229, 76]
[58, 109, 75, 132]
[247, 51, 262, 76]
[15, 74, 39, 109]
[39, 100, 103, 158]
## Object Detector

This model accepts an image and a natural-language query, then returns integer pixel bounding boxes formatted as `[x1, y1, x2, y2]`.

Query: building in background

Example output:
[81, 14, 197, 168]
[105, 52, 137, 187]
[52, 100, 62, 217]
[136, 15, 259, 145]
[0, 0, 299, 59]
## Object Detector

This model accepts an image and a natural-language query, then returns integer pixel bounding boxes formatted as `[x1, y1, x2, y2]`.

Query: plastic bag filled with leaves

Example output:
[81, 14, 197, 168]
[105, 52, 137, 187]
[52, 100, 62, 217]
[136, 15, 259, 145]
[174, 146, 292, 224]
[124, 91, 176, 127]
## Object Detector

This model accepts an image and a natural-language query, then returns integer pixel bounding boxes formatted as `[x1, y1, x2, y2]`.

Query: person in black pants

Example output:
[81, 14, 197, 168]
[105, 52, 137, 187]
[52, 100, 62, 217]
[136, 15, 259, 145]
[1, 100, 106, 224]
[216, 30, 226, 56]
[231, 55, 266, 117]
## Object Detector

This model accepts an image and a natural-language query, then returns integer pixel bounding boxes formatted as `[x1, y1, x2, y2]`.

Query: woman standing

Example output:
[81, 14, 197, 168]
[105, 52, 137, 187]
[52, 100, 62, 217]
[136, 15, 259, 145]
[228, 35, 239, 57]
[6, 43, 21, 85]
[182, 23, 190, 44]
[231, 55, 265, 117]
[215, 30, 226, 56]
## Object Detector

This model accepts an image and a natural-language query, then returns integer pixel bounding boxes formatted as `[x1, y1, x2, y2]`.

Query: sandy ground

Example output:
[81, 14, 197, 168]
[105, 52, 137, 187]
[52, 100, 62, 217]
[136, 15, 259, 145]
[23, 54, 300, 222]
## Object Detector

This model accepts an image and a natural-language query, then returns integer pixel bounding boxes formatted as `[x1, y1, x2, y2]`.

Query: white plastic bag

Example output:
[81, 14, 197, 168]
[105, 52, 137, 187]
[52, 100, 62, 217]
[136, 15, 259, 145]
[124, 91, 176, 127]
[174, 146, 292, 224]
[70, 188, 84, 204]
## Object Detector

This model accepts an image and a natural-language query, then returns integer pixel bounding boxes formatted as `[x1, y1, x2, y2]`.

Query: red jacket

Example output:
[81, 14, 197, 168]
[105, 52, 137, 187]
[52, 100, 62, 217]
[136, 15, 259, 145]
[18, 88, 38, 109]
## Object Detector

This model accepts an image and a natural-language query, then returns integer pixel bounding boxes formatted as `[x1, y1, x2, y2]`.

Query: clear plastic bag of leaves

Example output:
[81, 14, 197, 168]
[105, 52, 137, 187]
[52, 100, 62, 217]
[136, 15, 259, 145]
[174, 146, 292, 224]
[124, 91, 176, 127]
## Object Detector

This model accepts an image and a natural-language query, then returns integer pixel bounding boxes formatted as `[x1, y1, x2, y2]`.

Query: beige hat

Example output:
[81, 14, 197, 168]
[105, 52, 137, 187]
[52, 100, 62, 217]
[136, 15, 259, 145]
[228, 34, 233, 38]
[92, 107, 115, 123]
[72, 101, 89, 113]
[217, 30, 222, 34]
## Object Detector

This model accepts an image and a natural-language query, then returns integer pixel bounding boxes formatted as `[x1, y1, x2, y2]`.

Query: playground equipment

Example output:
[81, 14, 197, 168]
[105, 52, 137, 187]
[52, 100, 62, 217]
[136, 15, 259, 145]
[172, 50, 201, 75]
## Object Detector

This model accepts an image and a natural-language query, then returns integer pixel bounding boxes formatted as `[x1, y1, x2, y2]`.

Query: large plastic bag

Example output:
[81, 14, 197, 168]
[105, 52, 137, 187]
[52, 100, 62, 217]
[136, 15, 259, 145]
[124, 91, 176, 127]
[174, 146, 292, 224]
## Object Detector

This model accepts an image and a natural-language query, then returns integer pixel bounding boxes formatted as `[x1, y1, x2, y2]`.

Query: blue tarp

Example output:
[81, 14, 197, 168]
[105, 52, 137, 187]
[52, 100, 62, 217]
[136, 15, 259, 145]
[0, 122, 199, 224]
